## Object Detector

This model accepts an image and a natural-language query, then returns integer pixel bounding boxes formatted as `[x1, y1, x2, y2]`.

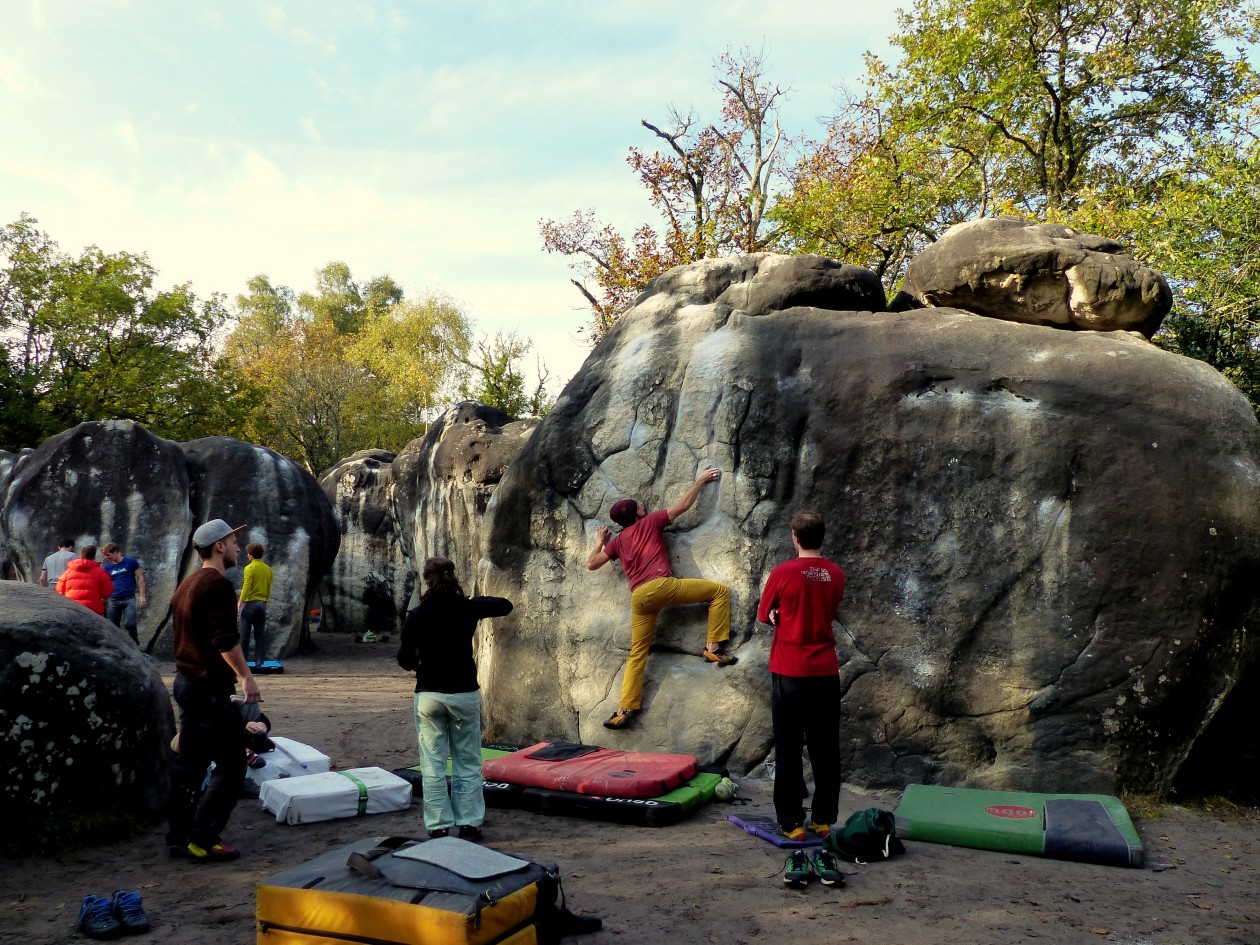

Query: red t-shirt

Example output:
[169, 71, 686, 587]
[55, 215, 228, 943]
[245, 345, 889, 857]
[757, 556, 846, 676]
[605, 509, 674, 590]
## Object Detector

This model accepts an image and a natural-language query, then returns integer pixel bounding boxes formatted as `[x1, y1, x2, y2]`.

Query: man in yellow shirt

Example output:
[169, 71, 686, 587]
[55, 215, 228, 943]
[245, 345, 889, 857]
[237, 542, 273, 663]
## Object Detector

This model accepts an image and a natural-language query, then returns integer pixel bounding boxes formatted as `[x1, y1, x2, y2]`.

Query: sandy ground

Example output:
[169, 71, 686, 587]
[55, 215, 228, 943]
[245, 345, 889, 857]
[1, 632, 1257, 945]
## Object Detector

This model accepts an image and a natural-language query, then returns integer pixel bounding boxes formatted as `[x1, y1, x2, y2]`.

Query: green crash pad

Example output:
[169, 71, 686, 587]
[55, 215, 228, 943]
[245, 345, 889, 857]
[894, 784, 1143, 868]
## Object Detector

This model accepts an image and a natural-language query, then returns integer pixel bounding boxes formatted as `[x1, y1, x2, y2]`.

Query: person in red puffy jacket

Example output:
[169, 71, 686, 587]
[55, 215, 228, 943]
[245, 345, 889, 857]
[56, 545, 115, 616]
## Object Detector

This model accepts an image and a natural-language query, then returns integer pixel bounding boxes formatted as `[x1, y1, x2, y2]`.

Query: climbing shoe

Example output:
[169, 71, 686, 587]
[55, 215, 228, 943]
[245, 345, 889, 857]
[811, 849, 844, 887]
[110, 890, 151, 934]
[807, 820, 832, 840]
[702, 648, 738, 666]
[783, 849, 811, 888]
[172, 840, 240, 862]
[782, 825, 808, 842]
[76, 895, 122, 939]
[602, 710, 636, 730]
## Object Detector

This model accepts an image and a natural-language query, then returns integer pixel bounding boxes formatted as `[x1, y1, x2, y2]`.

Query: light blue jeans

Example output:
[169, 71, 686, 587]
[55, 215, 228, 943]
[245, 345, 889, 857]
[413, 690, 484, 832]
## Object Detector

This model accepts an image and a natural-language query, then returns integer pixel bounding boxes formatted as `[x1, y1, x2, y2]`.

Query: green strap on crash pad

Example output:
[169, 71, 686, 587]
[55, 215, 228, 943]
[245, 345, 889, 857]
[337, 771, 370, 815]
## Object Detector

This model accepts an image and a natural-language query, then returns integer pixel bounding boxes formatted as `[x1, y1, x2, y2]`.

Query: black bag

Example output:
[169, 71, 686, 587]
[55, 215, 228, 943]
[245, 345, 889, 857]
[825, 807, 906, 863]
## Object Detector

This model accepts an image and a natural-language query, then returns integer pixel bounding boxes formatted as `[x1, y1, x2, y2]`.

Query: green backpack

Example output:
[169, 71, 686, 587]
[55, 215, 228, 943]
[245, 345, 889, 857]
[825, 808, 906, 863]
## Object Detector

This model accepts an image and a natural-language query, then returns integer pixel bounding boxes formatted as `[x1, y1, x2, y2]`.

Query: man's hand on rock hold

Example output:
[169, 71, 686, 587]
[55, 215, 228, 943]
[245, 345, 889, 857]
[697, 466, 721, 486]
[597, 525, 610, 545]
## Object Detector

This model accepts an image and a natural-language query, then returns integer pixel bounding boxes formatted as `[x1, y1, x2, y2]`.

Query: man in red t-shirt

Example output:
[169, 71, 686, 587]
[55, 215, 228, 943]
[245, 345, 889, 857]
[757, 510, 846, 843]
[587, 467, 734, 729]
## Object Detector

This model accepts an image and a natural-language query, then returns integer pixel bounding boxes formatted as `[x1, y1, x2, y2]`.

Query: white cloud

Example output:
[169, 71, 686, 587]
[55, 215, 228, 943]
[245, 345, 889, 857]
[112, 121, 139, 155]
[298, 116, 321, 143]
[260, 2, 337, 54]
[0, 57, 34, 95]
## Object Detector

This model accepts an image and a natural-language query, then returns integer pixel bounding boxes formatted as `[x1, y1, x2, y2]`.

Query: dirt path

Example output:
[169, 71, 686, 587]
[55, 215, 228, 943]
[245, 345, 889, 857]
[1, 633, 1256, 945]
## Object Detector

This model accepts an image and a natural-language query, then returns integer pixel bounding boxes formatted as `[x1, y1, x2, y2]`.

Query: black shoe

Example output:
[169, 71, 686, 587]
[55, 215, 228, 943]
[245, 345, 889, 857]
[76, 895, 123, 939]
[110, 890, 151, 934]
[457, 824, 482, 841]
[428, 828, 450, 839]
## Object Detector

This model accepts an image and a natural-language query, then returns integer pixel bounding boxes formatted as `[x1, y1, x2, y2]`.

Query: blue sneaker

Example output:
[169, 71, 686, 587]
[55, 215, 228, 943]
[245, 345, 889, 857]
[110, 890, 150, 934]
[76, 895, 122, 939]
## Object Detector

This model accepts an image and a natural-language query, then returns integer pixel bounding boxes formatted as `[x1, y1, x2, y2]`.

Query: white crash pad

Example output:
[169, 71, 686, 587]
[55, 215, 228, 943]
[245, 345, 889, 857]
[246, 736, 333, 786]
[260, 767, 413, 824]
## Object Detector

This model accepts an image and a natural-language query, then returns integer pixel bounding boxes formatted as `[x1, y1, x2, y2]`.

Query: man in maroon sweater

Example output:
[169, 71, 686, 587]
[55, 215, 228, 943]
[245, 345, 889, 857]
[757, 510, 846, 846]
[166, 518, 260, 863]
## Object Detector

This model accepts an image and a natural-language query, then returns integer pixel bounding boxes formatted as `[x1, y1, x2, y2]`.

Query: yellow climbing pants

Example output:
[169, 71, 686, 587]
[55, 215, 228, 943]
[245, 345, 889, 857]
[618, 576, 730, 712]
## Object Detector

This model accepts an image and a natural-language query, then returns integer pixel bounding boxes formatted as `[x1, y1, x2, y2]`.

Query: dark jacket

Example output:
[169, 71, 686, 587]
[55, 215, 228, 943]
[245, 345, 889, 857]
[397, 593, 513, 693]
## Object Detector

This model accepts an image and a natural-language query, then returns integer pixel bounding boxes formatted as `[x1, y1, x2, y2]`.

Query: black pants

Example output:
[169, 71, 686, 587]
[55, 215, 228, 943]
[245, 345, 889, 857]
[166, 673, 246, 849]
[772, 672, 842, 830]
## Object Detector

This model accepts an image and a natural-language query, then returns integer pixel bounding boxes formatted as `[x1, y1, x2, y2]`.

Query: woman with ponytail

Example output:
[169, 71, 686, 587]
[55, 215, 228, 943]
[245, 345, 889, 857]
[397, 556, 512, 840]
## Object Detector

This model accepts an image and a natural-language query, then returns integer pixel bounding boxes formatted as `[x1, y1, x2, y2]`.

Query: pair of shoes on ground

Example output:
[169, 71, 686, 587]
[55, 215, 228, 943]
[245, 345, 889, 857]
[783, 848, 844, 888]
[782, 821, 833, 842]
[702, 647, 739, 666]
[603, 709, 638, 730]
[428, 825, 483, 841]
[76, 890, 150, 939]
[169, 840, 240, 862]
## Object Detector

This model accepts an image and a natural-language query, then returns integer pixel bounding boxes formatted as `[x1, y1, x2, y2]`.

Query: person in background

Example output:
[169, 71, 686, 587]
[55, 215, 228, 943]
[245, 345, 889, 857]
[39, 537, 76, 588]
[237, 542, 273, 663]
[397, 556, 512, 841]
[56, 546, 114, 616]
[102, 542, 147, 644]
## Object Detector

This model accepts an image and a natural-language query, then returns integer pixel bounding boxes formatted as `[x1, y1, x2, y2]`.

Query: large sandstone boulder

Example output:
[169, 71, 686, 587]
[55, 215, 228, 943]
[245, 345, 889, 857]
[479, 252, 1260, 795]
[393, 403, 539, 595]
[0, 422, 191, 611]
[0, 584, 174, 851]
[894, 217, 1172, 336]
[319, 449, 414, 635]
[181, 437, 340, 658]
[0, 422, 339, 659]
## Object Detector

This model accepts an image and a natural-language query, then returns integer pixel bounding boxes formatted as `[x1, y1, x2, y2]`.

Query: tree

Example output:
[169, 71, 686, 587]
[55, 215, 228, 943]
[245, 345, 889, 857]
[221, 266, 472, 473]
[541, 48, 789, 341]
[347, 294, 475, 443]
[1069, 126, 1260, 408]
[773, 76, 987, 282]
[296, 262, 404, 335]
[0, 215, 250, 450]
[459, 331, 554, 418]
[775, 0, 1260, 286]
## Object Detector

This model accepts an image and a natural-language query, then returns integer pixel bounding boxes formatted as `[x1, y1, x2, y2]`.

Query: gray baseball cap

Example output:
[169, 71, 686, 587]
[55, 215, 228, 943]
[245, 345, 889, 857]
[192, 519, 247, 550]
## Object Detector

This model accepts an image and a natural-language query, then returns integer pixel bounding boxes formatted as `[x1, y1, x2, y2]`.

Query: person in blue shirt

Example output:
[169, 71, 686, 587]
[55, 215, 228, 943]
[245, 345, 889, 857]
[102, 542, 147, 644]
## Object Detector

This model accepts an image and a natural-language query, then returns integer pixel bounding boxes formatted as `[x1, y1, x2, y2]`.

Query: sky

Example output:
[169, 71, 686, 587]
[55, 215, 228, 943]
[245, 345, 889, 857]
[0, 1, 904, 391]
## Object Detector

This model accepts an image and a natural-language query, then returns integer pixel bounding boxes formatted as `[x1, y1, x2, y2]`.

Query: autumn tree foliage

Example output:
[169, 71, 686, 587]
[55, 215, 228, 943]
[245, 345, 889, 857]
[0, 215, 250, 450]
[541, 48, 788, 341]
[221, 264, 471, 474]
[774, 0, 1260, 286]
